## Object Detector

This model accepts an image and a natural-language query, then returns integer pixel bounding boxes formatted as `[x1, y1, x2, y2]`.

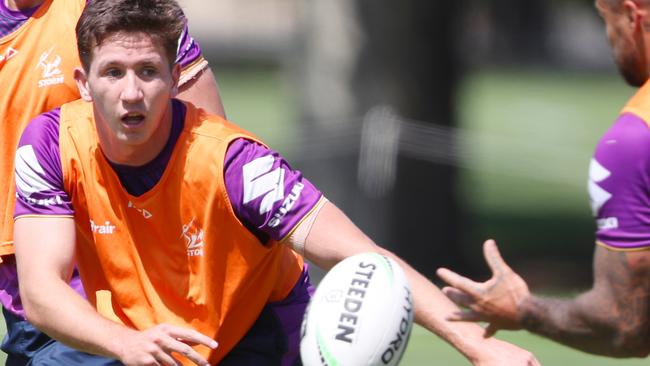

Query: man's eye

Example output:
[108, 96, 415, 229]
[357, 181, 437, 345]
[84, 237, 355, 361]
[105, 69, 122, 78]
[142, 67, 158, 77]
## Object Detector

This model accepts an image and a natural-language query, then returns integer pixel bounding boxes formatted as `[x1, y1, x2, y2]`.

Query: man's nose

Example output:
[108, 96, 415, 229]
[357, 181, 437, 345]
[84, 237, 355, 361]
[120, 73, 144, 102]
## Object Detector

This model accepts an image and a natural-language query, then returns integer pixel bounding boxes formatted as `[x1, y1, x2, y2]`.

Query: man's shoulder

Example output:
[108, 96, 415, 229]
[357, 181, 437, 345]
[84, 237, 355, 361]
[184, 101, 260, 143]
[598, 112, 650, 154]
[20, 108, 62, 148]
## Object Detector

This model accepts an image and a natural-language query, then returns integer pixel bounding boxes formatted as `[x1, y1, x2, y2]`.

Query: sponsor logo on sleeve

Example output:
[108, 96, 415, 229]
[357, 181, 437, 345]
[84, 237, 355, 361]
[242, 155, 285, 214]
[15, 145, 65, 206]
[268, 182, 304, 228]
[241, 155, 307, 229]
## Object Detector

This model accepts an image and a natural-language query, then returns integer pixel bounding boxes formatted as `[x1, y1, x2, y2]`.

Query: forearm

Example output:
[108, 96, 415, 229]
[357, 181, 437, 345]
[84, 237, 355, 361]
[21, 277, 135, 360]
[519, 292, 649, 357]
[381, 249, 516, 363]
[303, 203, 537, 364]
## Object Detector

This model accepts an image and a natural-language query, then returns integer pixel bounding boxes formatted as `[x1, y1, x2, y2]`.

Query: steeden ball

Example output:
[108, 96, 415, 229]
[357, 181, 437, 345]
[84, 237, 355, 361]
[300, 252, 414, 366]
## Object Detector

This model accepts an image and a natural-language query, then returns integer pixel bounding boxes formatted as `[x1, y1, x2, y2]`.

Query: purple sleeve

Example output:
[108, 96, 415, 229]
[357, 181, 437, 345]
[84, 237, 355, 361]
[175, 21, 203, 68]
[224, 138, 323, 242]
[14, 109, 74, 218]
[591, 113, 650, 249]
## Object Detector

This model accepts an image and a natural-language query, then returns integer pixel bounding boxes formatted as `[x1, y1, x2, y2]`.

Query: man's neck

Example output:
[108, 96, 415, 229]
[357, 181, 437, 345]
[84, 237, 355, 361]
[97, 103, 175, 168]
[4, 0, 44, 11]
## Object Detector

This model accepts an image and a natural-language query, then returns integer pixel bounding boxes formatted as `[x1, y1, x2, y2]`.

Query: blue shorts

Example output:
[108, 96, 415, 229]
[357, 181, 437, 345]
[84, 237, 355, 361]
[1, 307, 121, 366]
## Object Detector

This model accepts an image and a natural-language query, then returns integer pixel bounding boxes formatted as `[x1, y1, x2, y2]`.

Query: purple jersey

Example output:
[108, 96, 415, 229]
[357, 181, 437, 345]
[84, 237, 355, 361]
[224, 139, 322, 242]
[590, 112, 650, 249]
[0, 0, 39, 37]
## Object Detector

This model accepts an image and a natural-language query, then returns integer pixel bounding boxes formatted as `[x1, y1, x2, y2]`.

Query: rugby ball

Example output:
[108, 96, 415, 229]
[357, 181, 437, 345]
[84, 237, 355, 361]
[300, 253, 414, 366]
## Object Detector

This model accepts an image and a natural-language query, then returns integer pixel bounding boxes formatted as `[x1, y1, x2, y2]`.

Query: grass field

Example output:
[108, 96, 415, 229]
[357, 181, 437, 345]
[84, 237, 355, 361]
[1, 67, 644, 364]
[401, 325, 649, 365]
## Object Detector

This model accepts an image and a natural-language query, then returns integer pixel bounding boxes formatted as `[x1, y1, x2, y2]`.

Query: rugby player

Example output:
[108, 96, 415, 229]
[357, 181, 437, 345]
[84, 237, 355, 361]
[438, 0, 650, 358]
[12, 0, 540, 364]
[0, 0, 224, 364]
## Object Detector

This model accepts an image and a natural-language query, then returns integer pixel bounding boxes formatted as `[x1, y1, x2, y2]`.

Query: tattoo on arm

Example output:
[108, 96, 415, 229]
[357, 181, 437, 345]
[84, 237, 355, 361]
[518, 246, 650, 357]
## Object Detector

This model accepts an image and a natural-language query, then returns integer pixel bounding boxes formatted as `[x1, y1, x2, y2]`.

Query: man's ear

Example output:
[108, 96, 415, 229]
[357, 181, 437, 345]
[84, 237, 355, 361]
[623, 0, 644, 31]
[171, 63, 181, 97]
[73, 67, 93, 102]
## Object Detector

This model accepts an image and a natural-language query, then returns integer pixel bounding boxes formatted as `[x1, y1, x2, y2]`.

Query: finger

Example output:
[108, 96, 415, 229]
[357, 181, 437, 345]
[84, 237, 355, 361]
[152, 348, 182, 366]
[483, 239, 509, 275]
[166, 326, 218, 350]
[159, 338, 210, 366]
[436, 268, 481, 295]
[484, 323, 500, 338]
[442, 286, 476, 308]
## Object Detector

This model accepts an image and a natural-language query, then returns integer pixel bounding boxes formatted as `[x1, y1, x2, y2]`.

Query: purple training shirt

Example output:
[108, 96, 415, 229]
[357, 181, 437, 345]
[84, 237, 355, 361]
[590, 112, 650, 249]
[0, 0, 39, 37]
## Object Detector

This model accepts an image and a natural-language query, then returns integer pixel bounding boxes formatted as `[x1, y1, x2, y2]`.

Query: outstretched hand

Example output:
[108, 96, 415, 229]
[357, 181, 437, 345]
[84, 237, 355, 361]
[436, 239, 530, 337]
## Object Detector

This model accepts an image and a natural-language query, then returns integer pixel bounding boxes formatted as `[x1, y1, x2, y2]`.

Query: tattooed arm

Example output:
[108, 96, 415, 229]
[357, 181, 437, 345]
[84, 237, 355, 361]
[437, 240, 650, 358]
[517, 245, 650, 357]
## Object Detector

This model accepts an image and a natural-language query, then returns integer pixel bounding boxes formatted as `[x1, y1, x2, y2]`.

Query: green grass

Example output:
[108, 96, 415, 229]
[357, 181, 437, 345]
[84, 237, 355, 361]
[402, 325, 649, 365]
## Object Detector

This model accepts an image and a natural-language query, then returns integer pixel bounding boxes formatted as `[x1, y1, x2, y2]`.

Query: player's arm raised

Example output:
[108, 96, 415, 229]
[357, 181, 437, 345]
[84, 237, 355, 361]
[14, 216, 217, 366]
[438, 240, 650, 358]
[293, 200, 540, 366]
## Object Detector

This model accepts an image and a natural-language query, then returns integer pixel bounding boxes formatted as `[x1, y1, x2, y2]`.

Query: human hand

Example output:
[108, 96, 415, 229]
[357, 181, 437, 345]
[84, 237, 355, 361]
[436, 239, 530, 336]
[118, 323, 218, 366]
[472, 337, 541, 366]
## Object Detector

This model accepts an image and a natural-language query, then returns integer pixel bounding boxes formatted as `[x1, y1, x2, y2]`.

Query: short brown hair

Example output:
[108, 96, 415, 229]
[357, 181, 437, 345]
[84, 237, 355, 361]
[76, 0, 185, 71]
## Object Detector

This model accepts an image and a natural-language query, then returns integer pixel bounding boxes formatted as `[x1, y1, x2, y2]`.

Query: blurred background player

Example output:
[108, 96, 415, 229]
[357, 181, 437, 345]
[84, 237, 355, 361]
[0, 0, 225, 364]
[437, 0, 650, 358]
[12, 0, 540, 365]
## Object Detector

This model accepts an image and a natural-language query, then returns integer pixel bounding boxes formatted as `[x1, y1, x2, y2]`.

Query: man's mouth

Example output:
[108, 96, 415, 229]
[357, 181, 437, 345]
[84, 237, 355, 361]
[121, 113, 145, 126]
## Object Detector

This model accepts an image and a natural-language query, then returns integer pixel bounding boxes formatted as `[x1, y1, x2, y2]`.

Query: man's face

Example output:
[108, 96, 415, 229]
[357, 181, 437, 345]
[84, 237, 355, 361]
[596, 0, 647, 86]
[76, 31, 180, 164]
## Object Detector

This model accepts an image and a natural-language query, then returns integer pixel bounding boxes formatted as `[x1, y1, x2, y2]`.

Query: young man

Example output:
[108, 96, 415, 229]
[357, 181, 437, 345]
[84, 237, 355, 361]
[13, 0, 540, 365]
[0, 0, 225, 364]
[437, 0, 650, 358]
